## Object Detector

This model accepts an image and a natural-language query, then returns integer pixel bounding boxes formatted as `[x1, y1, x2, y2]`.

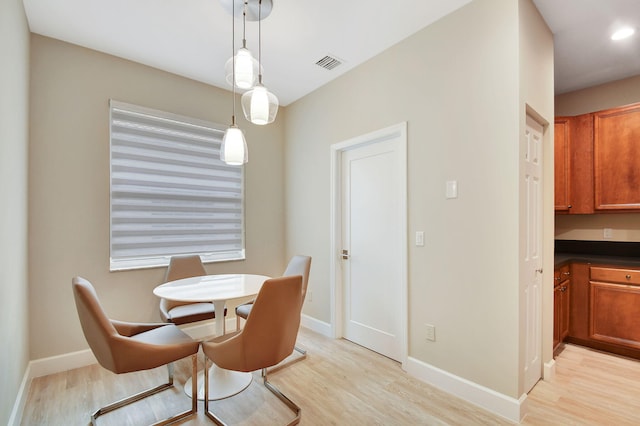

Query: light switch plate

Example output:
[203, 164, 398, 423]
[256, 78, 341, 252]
[415, 231, 425, 246]
[446, 180, 458, 199]
[425, 324, 436, 342]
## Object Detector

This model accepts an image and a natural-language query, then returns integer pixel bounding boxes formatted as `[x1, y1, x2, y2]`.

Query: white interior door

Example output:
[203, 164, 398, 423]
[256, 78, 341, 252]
[340, 130, 406, 362]
[523, 115, 544, 392]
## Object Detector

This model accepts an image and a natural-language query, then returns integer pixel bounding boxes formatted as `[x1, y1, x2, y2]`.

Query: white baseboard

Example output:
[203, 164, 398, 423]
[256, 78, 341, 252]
[10, 349, 98, 426]
[8, 363, 31, 426]
[29, 348, 97, 379]
[544, 358, 556, 380]
[300, 313, 332, 337]
[404, 356, 526, 423]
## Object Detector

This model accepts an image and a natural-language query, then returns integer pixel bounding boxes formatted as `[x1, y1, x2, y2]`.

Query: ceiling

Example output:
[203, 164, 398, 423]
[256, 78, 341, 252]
[22, 0, 472, 106]
[533, 0, 640, 94]
[22, 0, 640, 105]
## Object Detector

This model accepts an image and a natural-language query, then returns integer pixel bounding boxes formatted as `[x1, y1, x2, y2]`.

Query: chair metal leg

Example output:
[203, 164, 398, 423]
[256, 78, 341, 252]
[263, 371, 301, 426]
[204, 357, 301, 426]
[204, 356, 226, 426]
[90, 355, 198, 426]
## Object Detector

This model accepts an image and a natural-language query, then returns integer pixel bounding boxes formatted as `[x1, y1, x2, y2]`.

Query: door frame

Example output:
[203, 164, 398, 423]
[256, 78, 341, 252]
[329, 122, 408, 364]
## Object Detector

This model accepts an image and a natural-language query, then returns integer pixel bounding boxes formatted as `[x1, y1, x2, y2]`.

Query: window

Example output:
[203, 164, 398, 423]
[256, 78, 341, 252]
[109, 100, 245, 271]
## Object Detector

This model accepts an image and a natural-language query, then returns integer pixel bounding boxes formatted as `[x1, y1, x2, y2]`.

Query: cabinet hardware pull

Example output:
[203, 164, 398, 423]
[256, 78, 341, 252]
[563, 271, 570, 276]
[626, 274, 632, 280]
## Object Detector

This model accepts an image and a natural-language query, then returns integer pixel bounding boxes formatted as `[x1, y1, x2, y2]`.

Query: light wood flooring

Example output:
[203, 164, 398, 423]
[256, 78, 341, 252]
[22, 329, 640, 425]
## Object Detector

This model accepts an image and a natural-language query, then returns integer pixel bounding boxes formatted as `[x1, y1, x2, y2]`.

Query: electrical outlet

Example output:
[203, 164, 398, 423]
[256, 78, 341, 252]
[604, 228, 613, 239]
[425, 324, 436, 342]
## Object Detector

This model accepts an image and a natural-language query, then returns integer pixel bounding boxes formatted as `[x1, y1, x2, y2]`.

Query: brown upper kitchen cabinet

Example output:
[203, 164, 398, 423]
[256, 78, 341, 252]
[594, 102, 640, 211]
[554, 114, 594, 214]
[554, 117, 571, 212]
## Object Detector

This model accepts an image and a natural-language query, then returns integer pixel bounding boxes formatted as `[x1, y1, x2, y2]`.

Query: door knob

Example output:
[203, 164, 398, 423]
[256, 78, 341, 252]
[341, 249, 350, 260]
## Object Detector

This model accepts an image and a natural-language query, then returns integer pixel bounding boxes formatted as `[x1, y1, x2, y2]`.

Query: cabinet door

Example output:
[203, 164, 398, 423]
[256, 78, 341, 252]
[554, 118, 571, 212]
[568, 114, 594, 214]
[559, 279, 570, 341]
[590, 281, 640, 349]
[594, 102, 640, 210]
[569, 263, 589, 340]
[554, 115, 594, 214]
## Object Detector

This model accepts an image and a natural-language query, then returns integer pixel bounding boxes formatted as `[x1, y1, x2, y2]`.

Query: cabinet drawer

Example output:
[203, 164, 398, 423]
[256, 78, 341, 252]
[590, 267, 640, 285]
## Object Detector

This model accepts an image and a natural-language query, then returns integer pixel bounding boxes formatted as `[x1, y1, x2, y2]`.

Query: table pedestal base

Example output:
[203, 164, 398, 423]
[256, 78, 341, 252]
[184, 364, 252, 400]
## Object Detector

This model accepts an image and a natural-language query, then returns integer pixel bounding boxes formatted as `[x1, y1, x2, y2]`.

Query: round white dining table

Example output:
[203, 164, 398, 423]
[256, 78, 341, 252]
[153, 273, 270, 400]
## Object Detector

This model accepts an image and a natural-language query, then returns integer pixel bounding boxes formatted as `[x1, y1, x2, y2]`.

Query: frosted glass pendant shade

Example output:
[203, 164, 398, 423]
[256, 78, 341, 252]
[225, 48, 260, 89]
[220, 125, 248, 165]
[241, 84, 279, 125]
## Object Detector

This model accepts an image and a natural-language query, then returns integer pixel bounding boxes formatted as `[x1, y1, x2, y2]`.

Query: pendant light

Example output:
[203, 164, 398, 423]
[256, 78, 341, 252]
[220, 0, 248, 165]
[241, 0, 279, 125]
[224, 1, 260, 89]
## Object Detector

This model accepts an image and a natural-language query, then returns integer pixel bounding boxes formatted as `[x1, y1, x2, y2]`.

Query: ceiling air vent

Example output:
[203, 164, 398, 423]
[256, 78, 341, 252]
[315, 55, 343, 70]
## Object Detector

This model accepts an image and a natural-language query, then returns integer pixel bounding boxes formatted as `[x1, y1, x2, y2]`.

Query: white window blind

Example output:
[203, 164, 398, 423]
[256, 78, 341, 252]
[109, 100, 245, 271]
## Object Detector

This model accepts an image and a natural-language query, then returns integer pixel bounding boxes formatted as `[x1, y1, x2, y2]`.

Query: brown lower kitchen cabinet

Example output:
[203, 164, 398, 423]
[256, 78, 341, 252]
[553, 264, 570, 353]
[565, 262, 640, 359]
[590, 266, 640, 350]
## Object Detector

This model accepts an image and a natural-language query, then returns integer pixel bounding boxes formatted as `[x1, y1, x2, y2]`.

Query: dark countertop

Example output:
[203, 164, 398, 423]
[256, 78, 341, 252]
[555, 253, 640, 268]
[555, 240, 640, 268]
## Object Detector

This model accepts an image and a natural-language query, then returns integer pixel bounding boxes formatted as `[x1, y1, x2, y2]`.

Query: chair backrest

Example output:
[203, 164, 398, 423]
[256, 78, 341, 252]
[165, 255, 207, 282]
[283, 255, 312, 300]
[237, 275, 303, 371]
[162, 255, 207, 311]
[72, 277, 120, 372]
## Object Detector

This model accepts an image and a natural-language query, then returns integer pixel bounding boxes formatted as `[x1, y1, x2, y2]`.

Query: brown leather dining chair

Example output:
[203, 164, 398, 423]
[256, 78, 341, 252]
[72, 276, 200, 425]
[159, 254, 227, 332]
[203, 275, 304, 425]
[235, 255, 311, 355]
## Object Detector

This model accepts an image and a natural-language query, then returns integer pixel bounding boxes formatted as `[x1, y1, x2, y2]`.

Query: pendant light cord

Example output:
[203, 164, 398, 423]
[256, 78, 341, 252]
[242, 1, 248, 49]
[258, 0, 263, 85]
[231, 0, 236, 126]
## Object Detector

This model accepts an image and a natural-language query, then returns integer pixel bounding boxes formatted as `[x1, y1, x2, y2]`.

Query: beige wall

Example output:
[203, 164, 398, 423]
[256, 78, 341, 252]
[0, 0, 30, 422]
[556, 214, 640, 241]
[285, 0, 552, 400]
[556, 74, 640, 116]
[28, 35, 286, 359]
[554, 75, 640, 243]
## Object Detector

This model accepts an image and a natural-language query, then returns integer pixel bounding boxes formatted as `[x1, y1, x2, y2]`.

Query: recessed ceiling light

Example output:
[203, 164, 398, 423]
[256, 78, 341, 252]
[611, 27, 635, 41]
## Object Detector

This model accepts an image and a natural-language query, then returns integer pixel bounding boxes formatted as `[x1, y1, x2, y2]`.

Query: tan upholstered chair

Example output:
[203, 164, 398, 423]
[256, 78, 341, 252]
[236, 255, 311, 355]
[203, 275, 304, 425]
[159, 255, 226, 331]
[72, 276, 199, 425]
